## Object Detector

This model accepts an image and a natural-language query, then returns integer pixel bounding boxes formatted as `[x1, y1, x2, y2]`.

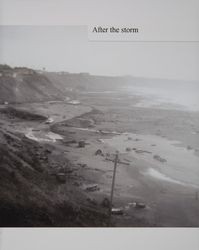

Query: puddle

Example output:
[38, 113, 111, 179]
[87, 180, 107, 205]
[25, 128, 63, 142]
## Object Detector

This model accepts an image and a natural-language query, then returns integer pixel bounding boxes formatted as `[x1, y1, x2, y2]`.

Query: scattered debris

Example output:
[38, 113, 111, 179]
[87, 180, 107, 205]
[135, 138, 141, 141]
[63, 140, 77, 145]
[153, 155, 167, 163]
[84, 184, 100, 192]
[187, 145, 193, 150]
[123, 158, 131, 163]
[78, 163, 87, 168]
[135, 202, 146, 209]
[87, 197, 97, 206]
[78, 140, 86, 148]
[67, 100, 80, 105]
[105, 157, 130, 166]
[39, 156, 48, 161]
[135, 149, 152, 154]
[101, 198, 110, 208]
[64, 169, 74, 174]
[55, 173, 67, 183]
[111, 208, 124, 215]
[45, 117, 54, 124]
[106, 153, 110, 157]
[124, 202, 136, 210]
[99, 130, 121, 135]
[126, 147, 131, 152]
[99, 130, 108, 135]
[118, 160, 130, 165]
[73, 181, 82, 187]
[95, 149, 103, 156]
[45, 149, 51, 154]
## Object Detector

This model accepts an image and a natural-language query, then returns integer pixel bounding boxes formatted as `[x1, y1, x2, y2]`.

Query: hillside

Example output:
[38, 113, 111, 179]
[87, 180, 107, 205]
[1, 65, 197, 105]
[45, 72, 129, 92]
[0, 65, 64, 104]
[0, 126, 108, 226]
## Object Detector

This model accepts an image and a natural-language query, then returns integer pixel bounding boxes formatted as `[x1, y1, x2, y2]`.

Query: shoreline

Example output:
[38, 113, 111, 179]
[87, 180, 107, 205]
[1, 94, 199, 226]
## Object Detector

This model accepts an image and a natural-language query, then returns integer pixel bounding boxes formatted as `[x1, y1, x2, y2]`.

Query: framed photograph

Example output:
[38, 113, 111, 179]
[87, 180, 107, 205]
[0, 0, 198, 249]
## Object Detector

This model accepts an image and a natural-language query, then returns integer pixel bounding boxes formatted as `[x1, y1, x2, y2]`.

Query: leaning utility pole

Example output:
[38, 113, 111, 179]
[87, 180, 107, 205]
[108, 152, 119, 226]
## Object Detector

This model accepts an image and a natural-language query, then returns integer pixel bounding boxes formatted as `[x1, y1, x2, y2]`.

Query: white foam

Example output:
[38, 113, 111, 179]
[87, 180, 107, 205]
[146, 168, 199, 188]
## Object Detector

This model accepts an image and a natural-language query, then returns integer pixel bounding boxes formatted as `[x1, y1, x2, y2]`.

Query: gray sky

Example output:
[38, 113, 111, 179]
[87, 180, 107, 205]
[89, 42, 199, 80]
[0, 25, 199, 80]
[0, 0, 199, 80]
[0, 26, 88, 73]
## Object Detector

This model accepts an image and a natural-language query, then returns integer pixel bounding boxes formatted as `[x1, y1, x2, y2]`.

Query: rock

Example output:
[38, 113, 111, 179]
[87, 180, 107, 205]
[153, 155, 167, 163]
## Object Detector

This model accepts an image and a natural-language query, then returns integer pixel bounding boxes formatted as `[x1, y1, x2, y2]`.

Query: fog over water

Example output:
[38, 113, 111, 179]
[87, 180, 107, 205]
[124, 81, 199, 111]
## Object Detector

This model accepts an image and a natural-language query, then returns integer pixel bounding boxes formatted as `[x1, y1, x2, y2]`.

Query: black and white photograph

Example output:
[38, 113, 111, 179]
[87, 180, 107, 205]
[0, 24, 199, 227]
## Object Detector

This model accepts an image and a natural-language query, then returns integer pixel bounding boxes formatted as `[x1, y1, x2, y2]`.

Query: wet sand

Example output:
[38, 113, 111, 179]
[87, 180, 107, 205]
[103, 133, 199, 188]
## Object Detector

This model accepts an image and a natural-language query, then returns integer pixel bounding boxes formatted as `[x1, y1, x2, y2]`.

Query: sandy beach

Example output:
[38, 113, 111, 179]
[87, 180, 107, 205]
[27, 86, 198, 227]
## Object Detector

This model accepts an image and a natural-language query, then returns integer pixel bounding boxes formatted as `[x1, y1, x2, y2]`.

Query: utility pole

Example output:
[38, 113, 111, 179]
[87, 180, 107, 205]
[108, 152, 119, 226]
